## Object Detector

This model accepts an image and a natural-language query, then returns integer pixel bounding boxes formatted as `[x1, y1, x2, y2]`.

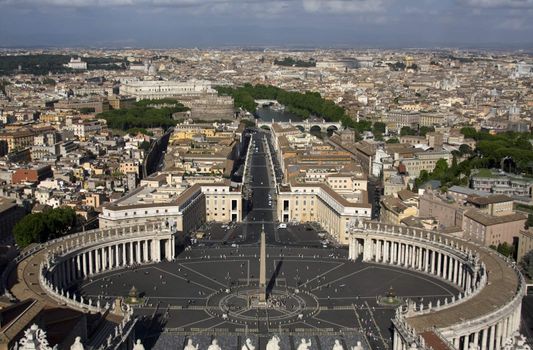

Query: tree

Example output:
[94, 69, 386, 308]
[13, 207, 77, 249]
[400, 126, 417, 136]
[372, 122, 386, 134]
[386, 138, 399, 144]
[419, 126, 435, 137]
[139, 140, 151, 151]
[460, 127, 478, 139]
[520, 250, 533, 278]
[495, 242, 514, 258]
[13, 214, 46, 248]
[459, 144, 472, 155]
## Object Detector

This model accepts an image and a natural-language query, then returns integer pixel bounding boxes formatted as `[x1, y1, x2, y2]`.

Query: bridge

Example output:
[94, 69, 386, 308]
[255, 99, 281, 108]
[256, 118, 343, 133]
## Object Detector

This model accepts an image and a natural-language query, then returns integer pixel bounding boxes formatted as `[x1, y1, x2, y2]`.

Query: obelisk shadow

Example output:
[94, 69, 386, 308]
[266, 259, 283, 298]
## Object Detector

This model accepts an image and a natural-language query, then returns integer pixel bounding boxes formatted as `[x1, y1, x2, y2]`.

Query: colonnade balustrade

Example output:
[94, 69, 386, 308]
[348, 222, 525, 350]
[38, 223, 176, 314]
[349, 222, 484, 302]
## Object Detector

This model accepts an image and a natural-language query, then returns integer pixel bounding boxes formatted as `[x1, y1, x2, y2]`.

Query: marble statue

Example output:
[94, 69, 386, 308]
[184, 339, 199, 350]
[266, 336, 281, 350]
[351, 341, 364, 350]
[297, 338, 312, 350]
[242, 338, 255, 350]
[208, 339, 222, 350]
[132, 339, 145, 350]
[468, 343, 480, 350]
[70, 337, 84, 350]
[332, 340, 344, 350]
[18, 324, 57, 350]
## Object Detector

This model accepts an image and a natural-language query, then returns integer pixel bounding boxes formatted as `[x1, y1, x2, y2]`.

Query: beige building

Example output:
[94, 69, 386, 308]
[0, 197, 25, 243]
[462, 209, 526, 247]
[0, 129, 34, 155]
[120, 161, 141, 176]
[517, 229, 533, 263]
[99, 184, 206, 234]
[398, 151, 452, 177]
[418, 192, 463, 229]
[100, 181, 242, 231]
[380, 196, 418, 225]
[426, 132, 444, 148]
[277, 183, 371, 245]
[466, 194, 514, 216]
[202, 183, 242, 222]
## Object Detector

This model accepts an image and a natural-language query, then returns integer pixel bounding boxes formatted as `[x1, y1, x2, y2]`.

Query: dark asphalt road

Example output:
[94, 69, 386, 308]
[242, 131, 277, 245]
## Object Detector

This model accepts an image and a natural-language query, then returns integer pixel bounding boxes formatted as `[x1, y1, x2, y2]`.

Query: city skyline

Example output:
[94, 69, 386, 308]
[0, 0, 532, 49]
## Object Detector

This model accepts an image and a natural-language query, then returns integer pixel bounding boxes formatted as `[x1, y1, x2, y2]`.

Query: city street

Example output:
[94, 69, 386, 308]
[241, 131, 278, 244]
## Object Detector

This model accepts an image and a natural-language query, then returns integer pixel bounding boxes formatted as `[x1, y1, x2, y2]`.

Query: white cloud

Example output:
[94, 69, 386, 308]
[0, 0, 235, 7]
[459, 0, 533, 8]
[302, 0, 387, 13]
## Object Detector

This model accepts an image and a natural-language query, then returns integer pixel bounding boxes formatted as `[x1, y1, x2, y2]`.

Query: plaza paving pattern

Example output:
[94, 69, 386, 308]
[76, 246, 459, 350]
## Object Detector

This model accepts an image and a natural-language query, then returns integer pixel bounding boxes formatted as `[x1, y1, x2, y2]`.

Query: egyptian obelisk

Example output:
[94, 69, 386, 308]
[259, 224, 267, 302]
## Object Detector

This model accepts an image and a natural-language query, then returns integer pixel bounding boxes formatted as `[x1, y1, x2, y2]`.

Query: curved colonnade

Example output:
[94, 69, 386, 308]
[348, 222, 525, 350]
[7, 223, 176, 349]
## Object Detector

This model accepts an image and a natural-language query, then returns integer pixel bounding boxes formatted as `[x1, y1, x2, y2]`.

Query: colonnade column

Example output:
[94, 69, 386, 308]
[88, 250, 93, 275]
[109, 246, 115, 269]
[495, 321, 503, 350]
[122, 243, 127, 265]
[424, 248, 430, 272]
[489, 324, 496, 350]
[76, 255, 81, 279]
[481, 328, 488, 350]
[437, 252, 442, 277]
[431, 250, 436, 274]
[144, 240, 149, 262]
[82, 252, 87, 278]
[443, 255, 448, 280]
[95, 248, 101, 273]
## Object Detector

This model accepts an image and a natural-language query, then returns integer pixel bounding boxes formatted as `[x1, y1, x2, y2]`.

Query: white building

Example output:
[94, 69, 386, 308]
[120, 79, 215, 101]
[65, 57, 87, 70]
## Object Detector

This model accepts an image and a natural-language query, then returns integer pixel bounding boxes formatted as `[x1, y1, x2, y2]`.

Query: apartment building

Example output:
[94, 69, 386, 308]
[380, 196, 418, 225]
[471, 170, 533, 200]
[0, 129, 34, 155]
[397, 150, 452, 178]
[12, 165, 53, 184]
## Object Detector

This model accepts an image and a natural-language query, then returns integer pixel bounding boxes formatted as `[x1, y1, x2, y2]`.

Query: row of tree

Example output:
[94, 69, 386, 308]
[98, 100, 189, 130]
[13, 207, 77, 249]
[216, 84, 372, 132]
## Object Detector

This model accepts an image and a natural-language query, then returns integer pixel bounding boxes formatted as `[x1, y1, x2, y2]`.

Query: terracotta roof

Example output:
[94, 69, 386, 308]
[463, 209, 526, 226]
[467, 194, 513, 206]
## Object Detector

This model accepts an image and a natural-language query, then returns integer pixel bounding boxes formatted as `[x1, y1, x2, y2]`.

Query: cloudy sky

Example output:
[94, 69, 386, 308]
[0, 0, 532, 48]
